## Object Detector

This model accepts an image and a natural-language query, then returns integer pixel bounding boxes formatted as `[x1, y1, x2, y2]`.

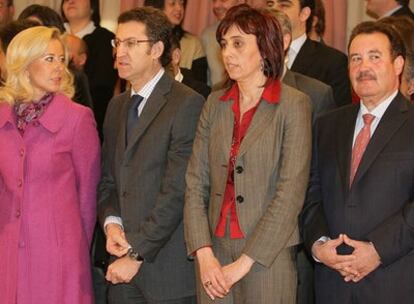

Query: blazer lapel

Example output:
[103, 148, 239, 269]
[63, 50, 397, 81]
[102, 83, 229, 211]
[336, 105, 359, 195]
[238, 101, 276, 157]
[124, 74, 172, 156]
[114, 92, 130, 163]
[291, 39, 315, 72]
[352, 94, 409, 186]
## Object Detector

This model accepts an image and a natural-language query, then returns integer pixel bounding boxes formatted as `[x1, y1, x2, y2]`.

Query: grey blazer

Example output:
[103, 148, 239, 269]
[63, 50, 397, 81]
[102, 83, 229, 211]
[98, 73, 204, 301]
[184, 83, 312, 268]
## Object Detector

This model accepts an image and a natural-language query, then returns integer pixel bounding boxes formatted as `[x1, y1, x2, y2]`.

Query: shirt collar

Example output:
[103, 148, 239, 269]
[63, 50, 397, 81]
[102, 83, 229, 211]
[174, 68, 184, 83]
[220, 78, 281, 105]
[290, 33, 307, 55]
[130, 68, 165, 100]
[359, 89, 398, 119]
[64, 21, 96, 39]
[382, 5, 402, 17]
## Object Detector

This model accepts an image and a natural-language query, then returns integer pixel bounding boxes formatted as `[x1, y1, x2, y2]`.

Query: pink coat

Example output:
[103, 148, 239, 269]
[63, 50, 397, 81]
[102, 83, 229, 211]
[0, 94, 101, 304]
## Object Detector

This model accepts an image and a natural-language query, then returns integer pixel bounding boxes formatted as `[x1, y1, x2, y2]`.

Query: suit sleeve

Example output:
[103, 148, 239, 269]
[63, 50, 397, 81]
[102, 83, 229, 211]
[300, 119, 330, 255]
[313, 86, 335, 123]
[97, 99, 122, 227]
[72, 107, 101, 246]
[129, 93, 204, 262]
[242, 94, 312, 267]
[366, 200, 414, 266]
[184, 95, 217, 255]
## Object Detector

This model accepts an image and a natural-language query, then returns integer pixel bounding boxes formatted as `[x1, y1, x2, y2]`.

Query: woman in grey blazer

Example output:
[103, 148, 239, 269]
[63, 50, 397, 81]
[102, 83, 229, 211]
[184, 4, 312, 304]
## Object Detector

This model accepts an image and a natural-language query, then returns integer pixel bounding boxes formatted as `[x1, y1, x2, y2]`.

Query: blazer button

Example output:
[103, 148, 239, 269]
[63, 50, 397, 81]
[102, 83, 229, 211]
[235, 166, 243, 174]
[121, 191, 128, 198]
[236, 195, 244, 203]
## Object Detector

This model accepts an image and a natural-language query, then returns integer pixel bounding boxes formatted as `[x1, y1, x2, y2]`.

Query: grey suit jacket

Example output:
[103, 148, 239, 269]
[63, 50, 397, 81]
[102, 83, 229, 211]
[184, 83, 312, 268]
[283, 69, 335, 123]
[98, 73, 204, 301]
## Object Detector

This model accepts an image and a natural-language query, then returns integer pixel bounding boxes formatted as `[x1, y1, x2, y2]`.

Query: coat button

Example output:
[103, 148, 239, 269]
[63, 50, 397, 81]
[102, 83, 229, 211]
[121, 191, 128, 198]
[18, 241, 25, 248]
[17, 179, 22, 187]
[235, 166, 243, 174]
[19, 148, 24, 157]
[236, 195, 244, 203]
[16, 210, 21, 218]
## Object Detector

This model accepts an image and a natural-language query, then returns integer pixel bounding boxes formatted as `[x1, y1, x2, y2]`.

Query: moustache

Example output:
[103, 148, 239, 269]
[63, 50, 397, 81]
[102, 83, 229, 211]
[357, 71, 376, 81]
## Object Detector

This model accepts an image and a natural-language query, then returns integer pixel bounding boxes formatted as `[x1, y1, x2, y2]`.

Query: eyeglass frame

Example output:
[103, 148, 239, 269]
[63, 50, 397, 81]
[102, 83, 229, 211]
[111, 38, 154, 49]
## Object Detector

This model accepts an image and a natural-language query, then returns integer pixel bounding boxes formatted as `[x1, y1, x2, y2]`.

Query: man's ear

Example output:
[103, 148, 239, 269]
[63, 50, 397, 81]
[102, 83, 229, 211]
[151, 41, 164, 61]
[283, 33, 292, 52]
[393, 55, 405, 76]
[299, 6, 311, 23]
[408, 78, 414, 97]
[171, 48, 181, 66]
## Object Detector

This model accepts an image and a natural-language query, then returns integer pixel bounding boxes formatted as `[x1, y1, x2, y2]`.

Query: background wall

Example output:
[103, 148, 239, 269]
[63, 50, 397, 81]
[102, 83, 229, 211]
[12, 0, 414, 54]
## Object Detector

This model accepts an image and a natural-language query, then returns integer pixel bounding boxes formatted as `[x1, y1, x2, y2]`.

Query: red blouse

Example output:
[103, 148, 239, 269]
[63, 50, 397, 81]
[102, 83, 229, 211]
[215, 79, 281, 239]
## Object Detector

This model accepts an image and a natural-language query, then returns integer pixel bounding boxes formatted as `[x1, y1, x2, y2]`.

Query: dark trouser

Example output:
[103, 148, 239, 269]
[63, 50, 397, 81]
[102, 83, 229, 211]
[296, 244, 315, 304]
[108, 283, 196, 304]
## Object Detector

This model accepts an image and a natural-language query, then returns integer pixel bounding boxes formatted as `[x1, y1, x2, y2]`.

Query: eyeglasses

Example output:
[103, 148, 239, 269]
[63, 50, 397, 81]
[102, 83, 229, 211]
[111, 38, 153, 49]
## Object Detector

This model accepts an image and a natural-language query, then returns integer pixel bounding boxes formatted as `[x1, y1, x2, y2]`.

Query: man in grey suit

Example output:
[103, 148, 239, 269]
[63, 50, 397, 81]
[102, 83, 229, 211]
[98, 7, 204, 303]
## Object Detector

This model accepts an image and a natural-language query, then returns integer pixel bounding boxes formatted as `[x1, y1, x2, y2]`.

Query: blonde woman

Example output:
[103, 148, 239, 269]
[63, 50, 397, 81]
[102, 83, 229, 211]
[0, 26, 100, 303]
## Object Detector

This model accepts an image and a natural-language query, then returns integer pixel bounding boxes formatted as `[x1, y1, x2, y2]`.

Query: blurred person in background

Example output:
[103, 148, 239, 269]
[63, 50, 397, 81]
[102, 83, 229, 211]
[61, 0, 118, 140]
[144, 0, 208, 83]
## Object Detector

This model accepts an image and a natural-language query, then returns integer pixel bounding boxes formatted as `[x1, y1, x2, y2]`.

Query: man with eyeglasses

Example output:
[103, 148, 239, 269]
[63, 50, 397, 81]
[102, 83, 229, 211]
[98, 6, 204, 304]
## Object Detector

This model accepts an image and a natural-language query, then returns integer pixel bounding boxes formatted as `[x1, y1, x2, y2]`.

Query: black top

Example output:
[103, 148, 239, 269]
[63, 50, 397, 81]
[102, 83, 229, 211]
[83, 26, 118, 140]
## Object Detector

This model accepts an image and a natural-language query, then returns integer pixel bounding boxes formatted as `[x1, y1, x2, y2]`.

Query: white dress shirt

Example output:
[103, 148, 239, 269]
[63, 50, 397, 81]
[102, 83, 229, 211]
[287, 33, 307, 69]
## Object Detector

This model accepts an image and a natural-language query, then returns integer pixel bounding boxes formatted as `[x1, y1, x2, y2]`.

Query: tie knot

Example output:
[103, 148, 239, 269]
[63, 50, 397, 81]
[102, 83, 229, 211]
[363, 114, 375, 126]
[131, 94, 143, 108]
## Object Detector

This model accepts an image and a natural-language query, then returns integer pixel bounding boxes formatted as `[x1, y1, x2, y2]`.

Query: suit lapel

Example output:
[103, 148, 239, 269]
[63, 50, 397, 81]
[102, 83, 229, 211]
[124, 73, 172, 156]
[238, 100, 276, 157]
[352, 94, 409, 186]
[291, 39, 315, 72]
[114, 93, 130, 162]
[336, 105, 359, 195]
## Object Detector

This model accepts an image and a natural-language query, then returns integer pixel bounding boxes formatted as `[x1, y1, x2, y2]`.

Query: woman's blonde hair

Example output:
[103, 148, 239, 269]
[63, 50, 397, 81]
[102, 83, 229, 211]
[0, 26, 74, 104]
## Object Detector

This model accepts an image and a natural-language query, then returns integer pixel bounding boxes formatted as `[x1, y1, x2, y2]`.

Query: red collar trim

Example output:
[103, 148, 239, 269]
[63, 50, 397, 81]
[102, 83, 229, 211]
[219, 79, 281, 104]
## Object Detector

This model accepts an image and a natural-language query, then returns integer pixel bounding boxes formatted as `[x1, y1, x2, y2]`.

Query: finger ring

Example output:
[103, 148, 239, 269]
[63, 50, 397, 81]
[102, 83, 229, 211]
[204, 280, 212, 287]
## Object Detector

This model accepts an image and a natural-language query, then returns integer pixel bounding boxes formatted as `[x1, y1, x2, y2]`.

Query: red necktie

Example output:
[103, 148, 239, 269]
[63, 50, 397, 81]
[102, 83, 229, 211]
[350, 114, 375, 186]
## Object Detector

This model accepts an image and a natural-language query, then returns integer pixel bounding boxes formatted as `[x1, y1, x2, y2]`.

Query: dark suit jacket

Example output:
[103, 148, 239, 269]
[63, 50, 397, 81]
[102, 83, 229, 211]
[98, 72, 204, 301]
[283, 69, 335, 123]
[181, 68, 211, 99]
[291, 38, 351, 107]
[392, 5, 414, 19]
[301, 93, 414, 304]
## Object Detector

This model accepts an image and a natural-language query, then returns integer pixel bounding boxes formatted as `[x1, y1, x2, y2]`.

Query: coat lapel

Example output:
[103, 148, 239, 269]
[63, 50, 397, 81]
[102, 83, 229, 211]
[336, 105, 359, 195]
[124, 73, 172, 156]
[113, 92, 130, 163]
[291, 39, 315, 72]
[352, 94, 409, 186]
[238, 100, 276, 157]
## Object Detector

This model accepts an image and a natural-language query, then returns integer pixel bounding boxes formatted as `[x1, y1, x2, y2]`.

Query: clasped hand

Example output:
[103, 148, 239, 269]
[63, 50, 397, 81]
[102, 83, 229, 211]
[104, 223, 142, 284]
[196, 247, 254, 300]
[312, 234, 381, 283]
